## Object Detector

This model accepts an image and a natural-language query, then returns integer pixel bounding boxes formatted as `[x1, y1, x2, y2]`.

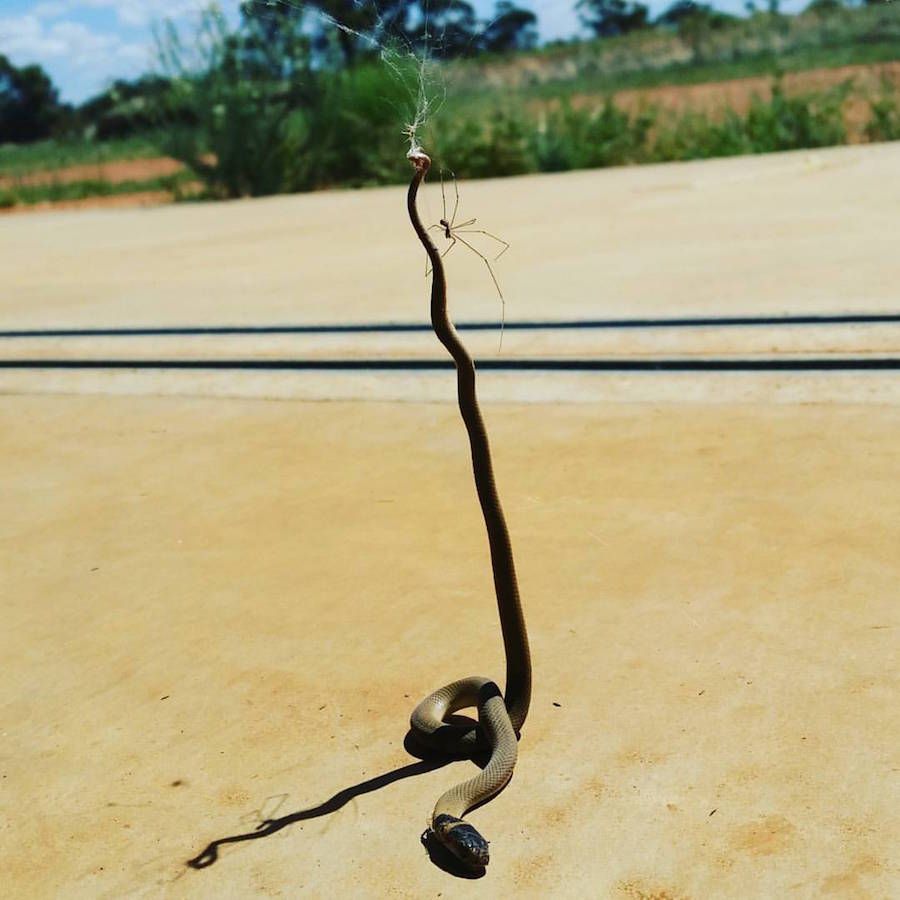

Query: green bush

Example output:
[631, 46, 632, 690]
[430, 110, 537, 178]
[651, 108, 749, 161]
[744, 78, 848, 152]
[309, 63, 419, 187]
[866, 81, 900, 142]
[578, 99, 654, 167]
[530, 100, 654, 170]
[531, 106, 580, 171]
[650, 78, 850, 162]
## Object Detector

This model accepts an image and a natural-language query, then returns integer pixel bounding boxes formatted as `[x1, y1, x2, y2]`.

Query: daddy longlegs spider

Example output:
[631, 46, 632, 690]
[427, 170, 511, 345]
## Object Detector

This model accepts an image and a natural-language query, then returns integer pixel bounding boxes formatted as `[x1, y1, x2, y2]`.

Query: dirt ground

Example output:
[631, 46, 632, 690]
[1, 143, 898, 897]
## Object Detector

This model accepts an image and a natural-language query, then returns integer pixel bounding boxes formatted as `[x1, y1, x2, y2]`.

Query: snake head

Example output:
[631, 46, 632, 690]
[432, 814, 490, 869]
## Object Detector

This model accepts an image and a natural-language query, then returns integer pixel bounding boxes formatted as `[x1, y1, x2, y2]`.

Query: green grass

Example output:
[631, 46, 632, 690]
[0, 172, 190, 208]
[423, 77, 863, 178]
[518, 41, 900, 100]
[0, 133, 165, 178]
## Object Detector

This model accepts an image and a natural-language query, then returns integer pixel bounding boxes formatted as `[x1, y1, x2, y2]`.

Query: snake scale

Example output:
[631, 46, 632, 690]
[406, 149, 533, 870]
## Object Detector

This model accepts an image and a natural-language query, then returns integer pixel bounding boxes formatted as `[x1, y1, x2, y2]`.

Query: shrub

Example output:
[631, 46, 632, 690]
[865, 80, 900, 142]
[651, 108, 749, 161]
[650, 77, 850, 161]
[744, 78, 848, 152]
[578, 98, 654, 166]
[431, 110, 537, 178]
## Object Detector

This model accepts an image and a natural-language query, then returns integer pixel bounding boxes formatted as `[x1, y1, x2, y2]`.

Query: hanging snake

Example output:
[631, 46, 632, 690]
[406, 149, 532, 870]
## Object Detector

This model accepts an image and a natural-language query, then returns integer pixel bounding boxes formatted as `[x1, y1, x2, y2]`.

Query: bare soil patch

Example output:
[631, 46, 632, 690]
[0, 156, 184, 189]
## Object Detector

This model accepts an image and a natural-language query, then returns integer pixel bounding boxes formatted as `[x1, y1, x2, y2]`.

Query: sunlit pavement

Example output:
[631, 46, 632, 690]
[2, 143, 898, 897]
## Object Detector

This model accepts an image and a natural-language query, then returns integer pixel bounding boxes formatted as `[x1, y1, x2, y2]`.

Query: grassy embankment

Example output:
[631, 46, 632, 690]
[0, 174, 194, 209]
[450, 5, 900, 97]
[0, 133, 161, 177]
[0, 133, 198, 209]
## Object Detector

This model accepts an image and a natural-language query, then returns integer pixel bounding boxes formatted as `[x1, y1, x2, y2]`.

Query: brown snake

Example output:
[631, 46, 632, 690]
[406, 149, 532, 870]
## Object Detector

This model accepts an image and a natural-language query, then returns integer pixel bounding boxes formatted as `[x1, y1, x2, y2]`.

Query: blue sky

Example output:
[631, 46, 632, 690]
[1, 0, 810, 104]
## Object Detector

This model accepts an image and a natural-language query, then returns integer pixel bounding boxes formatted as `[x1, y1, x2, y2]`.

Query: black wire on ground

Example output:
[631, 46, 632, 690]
[2, 358, 900, 371]
[2, 313, 900, 339]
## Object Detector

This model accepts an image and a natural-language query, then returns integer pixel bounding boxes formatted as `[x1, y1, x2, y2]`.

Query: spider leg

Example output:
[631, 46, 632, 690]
[454, 236, 503, 299]
[455, 228, 510, 260]
[440, 170, 448, 223]
[455, 218, 476, 229]
[454, 234, 507, 347]
[449, 171, 460, 228]
[426, 237, 456, 277]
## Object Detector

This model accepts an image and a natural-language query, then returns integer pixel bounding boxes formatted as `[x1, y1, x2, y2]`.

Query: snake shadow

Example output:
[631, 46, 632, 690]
[186, 730, 492, 879]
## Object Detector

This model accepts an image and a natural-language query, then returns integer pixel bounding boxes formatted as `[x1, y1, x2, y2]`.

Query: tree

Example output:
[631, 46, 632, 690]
[0, 55, 63, 143]
[239, 0, 310, 78]
[655, 0, 730, 26]
[576, 0, 649, 37]
[804, 0, 843, 11]
[655, 1, 735, 62]
[480, 1, 538, 53]
[298, 0, 419, 65]
[76, 75, 172, 139]
[408, 0, 479, 58]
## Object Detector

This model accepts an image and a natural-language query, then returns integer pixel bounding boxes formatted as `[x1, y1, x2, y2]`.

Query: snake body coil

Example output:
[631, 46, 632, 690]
[406, 150, 532, 870]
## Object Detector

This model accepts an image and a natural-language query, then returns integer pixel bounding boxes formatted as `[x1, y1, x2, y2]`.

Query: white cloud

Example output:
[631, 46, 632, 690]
[31, 0, 222, 29]
[0, 13, 152, 101]
[101, 0, 206, 29]
[0, 15, 145, 65]
[0, 2, 245, 100]
[32, 2, 70, 20]
[0, 15, 68, 58]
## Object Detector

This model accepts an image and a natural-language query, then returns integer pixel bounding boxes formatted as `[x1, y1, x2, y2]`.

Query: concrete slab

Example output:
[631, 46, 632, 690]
[1, 143, 898, 332]
[2, 143, 899, 897]
[2, 394, 898, 898]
